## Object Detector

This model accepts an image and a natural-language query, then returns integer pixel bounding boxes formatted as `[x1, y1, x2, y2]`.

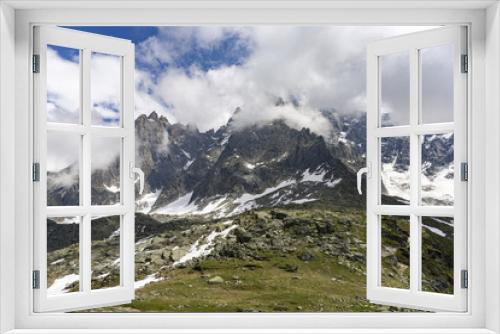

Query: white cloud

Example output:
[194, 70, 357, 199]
[46, 47, 80, 123]
[47, 132, 80, 172]
[137, 27, 251, 69]
[47, 26, 440, 140]
[135, 69, 173, 120]
[149, 26, 435, 135]
[91, 137, 121, 171]
[155, 66, 244, 131]
[230, 102, 334, 138]
[47, 49, 123, 173]
[47, 47, 123, 126]
[90, 52, 121, 126]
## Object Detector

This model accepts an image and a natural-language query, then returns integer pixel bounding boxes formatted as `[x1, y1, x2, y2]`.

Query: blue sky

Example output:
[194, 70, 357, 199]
[66, 26, 251, 72]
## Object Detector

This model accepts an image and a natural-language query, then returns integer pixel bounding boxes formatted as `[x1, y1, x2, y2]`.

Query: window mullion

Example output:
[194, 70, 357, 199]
[409, 47, 421, 293]
[81, 48, 92, 294]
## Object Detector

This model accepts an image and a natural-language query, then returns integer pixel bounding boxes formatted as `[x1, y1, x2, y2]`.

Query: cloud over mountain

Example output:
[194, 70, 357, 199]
[141, 26, 433, 134]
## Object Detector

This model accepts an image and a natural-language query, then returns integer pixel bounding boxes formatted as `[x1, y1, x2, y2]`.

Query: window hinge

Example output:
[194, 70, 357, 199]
[461, 269, 468, 289]
[32, 162, 40, 182]
[461, 162, 468, 182]
[32, 54, 40, 73]
[461, 54, 468, 73]
[32, 270, 40, 289]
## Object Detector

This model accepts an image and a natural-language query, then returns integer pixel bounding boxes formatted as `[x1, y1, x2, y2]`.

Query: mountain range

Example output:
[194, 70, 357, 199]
[45, 106, 455, 312]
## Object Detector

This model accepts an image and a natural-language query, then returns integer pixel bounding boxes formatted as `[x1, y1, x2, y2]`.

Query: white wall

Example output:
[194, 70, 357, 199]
[485, 2, 500, 333]
[0, 2, 16, 333]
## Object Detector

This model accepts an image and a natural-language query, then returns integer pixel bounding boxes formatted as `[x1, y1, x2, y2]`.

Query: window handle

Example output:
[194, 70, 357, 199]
[357, 163, 371, 195]
[130, 162, 145, 195]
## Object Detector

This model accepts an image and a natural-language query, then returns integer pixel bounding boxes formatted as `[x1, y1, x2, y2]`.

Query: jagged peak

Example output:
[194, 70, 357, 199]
[149, 111, 159, 120]
[135, 111, 172, 125]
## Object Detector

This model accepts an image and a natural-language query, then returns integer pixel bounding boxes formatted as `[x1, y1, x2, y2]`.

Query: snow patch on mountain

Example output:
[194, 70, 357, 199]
[50, 258, 65, 265]
[136, 190, 161, 214]
[134, 273, 162, 290]
[289, 198, 318, 204]
[108, 228, 120, 240]
[421, 165, 454, 205]
[381, 161, 410, 201]
[234, 179, 296, 205]
[47, 273, 79, 296]
[154, 192, 197, 215]
[197, 196, 228, 215]
[104, 184, 120, 193]
[244, 162, 256, 170]
[53, 217, 80, 225]
[325, 178, 342, 188]
[173, 224, 237, 266]
[422, 224, 446, 237]
[301, 169, 327, 183]
[301, 168, 342, 188]
[183, 159, 195, 170]
[382, 159, 454, 205]
[181, 149, 191, 159]
[153, 193, 230, 216]
[432, 217, 454, 226]
[220, 135, 230, 146]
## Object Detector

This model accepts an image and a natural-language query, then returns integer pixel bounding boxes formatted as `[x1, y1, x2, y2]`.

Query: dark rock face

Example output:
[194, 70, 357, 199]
[421, 133, 454, 176]
[47, 108, 452, 215]
[47, 219, 80, 252]
[191, 120, 355, 202]
[48, 109, 371, 212]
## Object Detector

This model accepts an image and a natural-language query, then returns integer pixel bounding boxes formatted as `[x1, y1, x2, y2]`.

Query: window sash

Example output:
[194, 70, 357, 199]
[32, 26, 136, 312]
[366, 26, 468, 312]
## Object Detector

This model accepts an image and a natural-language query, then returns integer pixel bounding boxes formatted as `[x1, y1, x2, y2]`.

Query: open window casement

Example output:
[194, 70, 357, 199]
[363, 26, 468, 312]
[33, 26, 138, 312]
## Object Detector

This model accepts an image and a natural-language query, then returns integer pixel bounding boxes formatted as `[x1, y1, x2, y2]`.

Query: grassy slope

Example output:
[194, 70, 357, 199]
[45, 201, 453, 313]
[100, 252, 392, 313]
[89, 206, 424, 313]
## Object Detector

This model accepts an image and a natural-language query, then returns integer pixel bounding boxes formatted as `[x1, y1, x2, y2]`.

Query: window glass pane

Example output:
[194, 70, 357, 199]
[91, 52, 121, 127]
[91, 215, 121, 290]
[421, 133, 454, 206]
[380, 52, 410, 127]
[47, 131, 80, 206]
[420, 44, 454, 124]
[381, 215, 410, 289]
[91, 137, 121, 206]
[421, 216, 454, 294]
[46, 45, 81, 124]
[47, 216, 80, 295]
[380, 136, 410, 205]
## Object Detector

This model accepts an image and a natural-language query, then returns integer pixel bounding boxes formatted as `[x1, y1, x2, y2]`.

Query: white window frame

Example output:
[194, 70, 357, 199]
[32, 26, 136, 312]
[0, 1, 499, 333]
[365, 26, 468, 312]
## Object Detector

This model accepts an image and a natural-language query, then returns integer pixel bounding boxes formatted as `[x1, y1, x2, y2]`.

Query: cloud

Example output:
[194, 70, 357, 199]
[149, 26, 435, 135]
[46, 46, 80, 123]
[46, 48, 122, 173]
[90, 52, 122, 126]
[230, 103, 334, 138]
[380, 51, 410, 126]
[136, 27, 251, 70]
[135, 68, 175, 121]
[47, 131, 80, 172]
[47, 47, 124, 127]
[47, 26, 441, 143]
[91, 137, 121, 171]
[421, 44, 454, 123]
[155, 66, 244, 131]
